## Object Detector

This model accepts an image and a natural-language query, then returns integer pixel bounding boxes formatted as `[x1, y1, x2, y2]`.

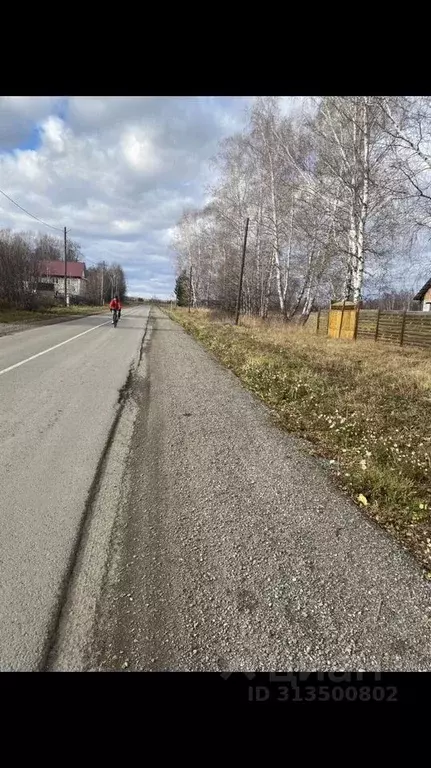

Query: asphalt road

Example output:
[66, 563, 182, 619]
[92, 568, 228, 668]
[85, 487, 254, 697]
[2, 306, 431, 672]
[0, 306, 149, 670]
[89, 309, 431, 671]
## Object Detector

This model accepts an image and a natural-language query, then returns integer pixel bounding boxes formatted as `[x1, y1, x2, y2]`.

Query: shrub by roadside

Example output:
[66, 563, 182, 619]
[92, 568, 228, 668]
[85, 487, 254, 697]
[168, 307, 431, 574]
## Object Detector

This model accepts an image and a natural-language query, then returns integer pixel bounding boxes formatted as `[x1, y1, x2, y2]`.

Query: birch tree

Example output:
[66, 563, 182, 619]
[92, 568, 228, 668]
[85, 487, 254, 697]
[171, 95, 429, 318]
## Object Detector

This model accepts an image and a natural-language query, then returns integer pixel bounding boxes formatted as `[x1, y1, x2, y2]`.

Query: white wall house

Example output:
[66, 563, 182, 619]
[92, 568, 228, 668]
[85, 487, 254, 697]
[38, 261, 87, 298]
[414, 278, 431, 311]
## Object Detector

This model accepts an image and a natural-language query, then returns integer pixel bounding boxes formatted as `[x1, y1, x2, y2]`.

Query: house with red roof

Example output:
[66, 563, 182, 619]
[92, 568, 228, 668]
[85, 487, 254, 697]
[37, 261, 87, 299]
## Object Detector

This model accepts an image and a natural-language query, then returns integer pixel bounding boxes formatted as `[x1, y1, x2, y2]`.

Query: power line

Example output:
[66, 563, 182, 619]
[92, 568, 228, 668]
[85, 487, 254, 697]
[84, 256, 102, 266]
[63, 233, 115, 266]
[82, 255, 115, 268]
[102, 248, 121, 260]
[0, 187, 64, 232]
[0, 190, 119, 270]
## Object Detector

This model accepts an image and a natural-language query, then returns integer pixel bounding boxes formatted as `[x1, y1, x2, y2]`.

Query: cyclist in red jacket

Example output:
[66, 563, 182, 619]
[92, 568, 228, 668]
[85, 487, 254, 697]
[110, 295, 122, 321]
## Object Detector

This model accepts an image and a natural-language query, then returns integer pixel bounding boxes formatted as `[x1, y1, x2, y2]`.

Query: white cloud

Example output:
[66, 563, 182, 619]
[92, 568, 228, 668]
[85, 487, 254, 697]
[41, 116, 67, 154]
[120, 126, 161, 174]
[0, 97, 62, 148]
[0, 96, 294, 297]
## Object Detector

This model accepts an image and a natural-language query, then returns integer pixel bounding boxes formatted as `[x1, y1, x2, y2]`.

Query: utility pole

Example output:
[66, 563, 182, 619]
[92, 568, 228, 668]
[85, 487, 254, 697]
[235, 217, 249, 325]
[63, 226, 68, 306]
[188, 265, 192, 313]
[100, 261, 105, 306]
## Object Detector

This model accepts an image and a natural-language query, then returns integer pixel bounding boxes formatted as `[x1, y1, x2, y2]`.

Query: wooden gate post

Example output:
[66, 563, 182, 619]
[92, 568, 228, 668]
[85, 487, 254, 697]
[316, 310, 321, 336]
[400, 309, 407, 346]
[374, 308, 381, 342]
[339, 300, 346, 339]
[353, 305, 360, 341]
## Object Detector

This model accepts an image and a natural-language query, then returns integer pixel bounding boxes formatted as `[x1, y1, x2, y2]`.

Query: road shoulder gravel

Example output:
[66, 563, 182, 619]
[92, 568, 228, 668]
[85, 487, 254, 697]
[87, 309, 431, 671]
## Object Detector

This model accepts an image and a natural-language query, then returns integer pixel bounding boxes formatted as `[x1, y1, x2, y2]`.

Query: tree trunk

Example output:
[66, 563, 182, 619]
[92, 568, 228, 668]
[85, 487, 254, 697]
[282, 205, 294, 317]
[269, 162, 284, 313]
[345, 103, 358, 301]
[288, 240, 316, 320]
[263, 258, 274, 318]
[222, 245, 227, 310]
[302, 283, 314, 318]
[261, 126, 285, 314]
[353, 96, 370, 304]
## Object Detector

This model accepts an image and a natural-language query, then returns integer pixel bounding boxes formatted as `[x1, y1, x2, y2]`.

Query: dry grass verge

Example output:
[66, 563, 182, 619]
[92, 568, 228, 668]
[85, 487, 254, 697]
[168, 307, 431, 574]
[0, 305, 106, 325]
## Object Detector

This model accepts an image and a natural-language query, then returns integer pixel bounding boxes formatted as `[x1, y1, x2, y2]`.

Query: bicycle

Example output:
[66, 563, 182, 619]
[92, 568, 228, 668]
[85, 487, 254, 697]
[112, 309, 119, 327]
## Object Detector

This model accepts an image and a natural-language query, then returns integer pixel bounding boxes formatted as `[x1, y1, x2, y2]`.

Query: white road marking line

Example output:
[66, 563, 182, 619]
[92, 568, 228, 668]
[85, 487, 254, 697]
[0, 319, 112, 378]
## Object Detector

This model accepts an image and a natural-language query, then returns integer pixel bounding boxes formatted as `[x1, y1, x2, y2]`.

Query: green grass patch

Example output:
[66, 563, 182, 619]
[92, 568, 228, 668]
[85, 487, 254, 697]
[168, 308, 431, 572]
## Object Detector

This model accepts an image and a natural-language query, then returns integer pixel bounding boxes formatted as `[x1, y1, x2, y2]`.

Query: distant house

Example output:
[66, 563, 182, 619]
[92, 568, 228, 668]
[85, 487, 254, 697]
[38, 261, 87, 299]
[414, 278, 431, 312]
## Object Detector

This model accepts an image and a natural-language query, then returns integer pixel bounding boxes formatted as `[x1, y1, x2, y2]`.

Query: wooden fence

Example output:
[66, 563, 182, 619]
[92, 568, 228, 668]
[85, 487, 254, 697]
[327, 304, 358, 340]
[313, 308, 431, 349]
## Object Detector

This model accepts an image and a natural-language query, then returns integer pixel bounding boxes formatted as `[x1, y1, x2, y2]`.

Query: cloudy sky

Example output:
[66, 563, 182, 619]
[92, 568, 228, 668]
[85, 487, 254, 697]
[0, 96, 267, 298]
